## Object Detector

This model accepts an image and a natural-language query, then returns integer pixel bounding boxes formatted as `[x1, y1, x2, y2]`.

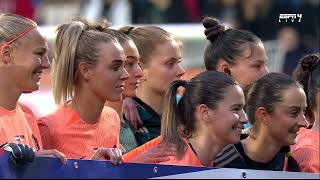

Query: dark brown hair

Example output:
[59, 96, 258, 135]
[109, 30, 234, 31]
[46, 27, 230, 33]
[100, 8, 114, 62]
[292, 54, 320, 122]
[203, 17, 262, 71]
[161, 71, 239, 158]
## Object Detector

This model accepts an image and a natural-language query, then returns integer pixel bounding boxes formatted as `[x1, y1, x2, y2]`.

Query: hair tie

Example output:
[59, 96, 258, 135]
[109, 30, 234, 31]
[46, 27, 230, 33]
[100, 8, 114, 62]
[286, 151, 292, 157]
[0, 26, 36, 51]
[127, 26, 134, 33]
[121, 26, 135, 35]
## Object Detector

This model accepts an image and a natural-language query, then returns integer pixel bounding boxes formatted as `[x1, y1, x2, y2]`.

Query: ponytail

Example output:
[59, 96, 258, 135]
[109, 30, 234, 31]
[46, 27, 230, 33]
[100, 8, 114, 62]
[53, 21, 86, 105]
[161, 80, 188, 158]
[53, 18, 117, 105]
[161, 71, 238, 159]
[292, 54, 320, 123]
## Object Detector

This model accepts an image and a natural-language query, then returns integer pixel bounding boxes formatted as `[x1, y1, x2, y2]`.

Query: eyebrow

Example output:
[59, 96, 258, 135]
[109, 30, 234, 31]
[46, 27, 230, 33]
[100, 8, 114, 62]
[111, 59, 125, 64]
[287, 105, 306, 109]
[230, 103, 244, 108]
[164, 57, 182, 62]
[126, 56, 138, 59]
[252, 59, 267, 64]
[34, 47, 47, 52]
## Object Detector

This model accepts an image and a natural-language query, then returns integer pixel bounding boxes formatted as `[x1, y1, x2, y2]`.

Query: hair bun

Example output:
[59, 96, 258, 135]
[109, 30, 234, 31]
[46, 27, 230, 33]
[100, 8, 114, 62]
[300, 54, 320, 72]
[71, 17, 91, 31]
[202, 17, 225, 43]
[86, 19, 112, 32]
[119, 26, 134, 35]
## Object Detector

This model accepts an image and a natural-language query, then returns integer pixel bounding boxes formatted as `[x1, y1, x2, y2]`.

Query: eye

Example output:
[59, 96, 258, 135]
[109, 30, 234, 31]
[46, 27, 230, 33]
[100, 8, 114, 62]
[35, 52, 44, 56]
[302, 108, 307, 115]
[253, 64, 261, 69]
[112, 65, 121, 71]
[125, 62, 134, 68]
[166, 61, 176, 68]
[290, 111, 299, 117]
[233, 108, 240, 111]
[232, 107, 242, 112]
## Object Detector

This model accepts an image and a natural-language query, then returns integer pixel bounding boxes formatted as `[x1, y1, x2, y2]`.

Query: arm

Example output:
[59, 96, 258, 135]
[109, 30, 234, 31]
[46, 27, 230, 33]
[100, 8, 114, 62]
[123, 137, 176, 164]
[123, 97, 143, 131]
[129, 143, 176, 164]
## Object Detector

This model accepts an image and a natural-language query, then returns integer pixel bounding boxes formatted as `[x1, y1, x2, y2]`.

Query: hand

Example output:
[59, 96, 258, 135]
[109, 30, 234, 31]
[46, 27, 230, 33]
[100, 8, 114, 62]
[3, 143, 35, 167]
[130, 143, 176, 164]
[119, 144, 127, 154]
[123, 97, 143, 131]
[35, 149, 67, 165]
[91, 148, 123, 165]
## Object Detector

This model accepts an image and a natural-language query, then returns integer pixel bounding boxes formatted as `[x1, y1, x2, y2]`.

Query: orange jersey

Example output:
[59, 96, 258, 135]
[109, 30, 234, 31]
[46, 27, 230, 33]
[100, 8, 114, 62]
[291, 128, 320, 173]
[0, 103, 42, 150]
[124, 136, 205, 167]
[123, 136, 161, 162]
[38, 106, 120, 159]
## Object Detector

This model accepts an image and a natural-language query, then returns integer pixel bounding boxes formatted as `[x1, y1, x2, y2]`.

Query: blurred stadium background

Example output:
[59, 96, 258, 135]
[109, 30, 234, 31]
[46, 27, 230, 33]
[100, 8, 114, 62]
[1, 0, 319, 117]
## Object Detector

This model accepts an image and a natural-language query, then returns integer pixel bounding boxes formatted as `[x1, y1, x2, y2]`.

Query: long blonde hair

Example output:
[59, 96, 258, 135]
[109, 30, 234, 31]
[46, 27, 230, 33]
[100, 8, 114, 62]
[53, 18, 117, 105]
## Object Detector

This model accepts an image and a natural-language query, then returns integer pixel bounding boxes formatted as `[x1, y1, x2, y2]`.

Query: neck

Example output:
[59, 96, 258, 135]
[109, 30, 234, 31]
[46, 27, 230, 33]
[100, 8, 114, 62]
[137, 86, 164, 114]
[0, 79, 21, 110]
[188, 132, 225, 166]
[311, 109, 320, 132]
[105, 99, 124, 122]
[242, 131, 281, 163]
[71, 87, 104, 124]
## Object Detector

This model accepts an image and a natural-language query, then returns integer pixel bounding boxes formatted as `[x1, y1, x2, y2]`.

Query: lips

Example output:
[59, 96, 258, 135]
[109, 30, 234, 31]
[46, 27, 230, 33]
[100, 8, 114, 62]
[289, 130, 299, 133]
[32, 70, 43, 81]
[130, 82, 139, 88]
[288, 126, 300, 134]
[232, 124, 244, 133]
[115, 84, 124, 90]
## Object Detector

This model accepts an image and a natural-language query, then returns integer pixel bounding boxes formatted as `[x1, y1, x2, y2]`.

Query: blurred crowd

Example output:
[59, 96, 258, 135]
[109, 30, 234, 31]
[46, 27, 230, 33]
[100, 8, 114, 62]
[0, 0, 319, 75]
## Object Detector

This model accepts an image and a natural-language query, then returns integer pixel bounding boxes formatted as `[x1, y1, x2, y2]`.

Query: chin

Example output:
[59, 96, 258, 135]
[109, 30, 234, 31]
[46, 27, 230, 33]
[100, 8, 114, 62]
[229, 136, 241, 144]
[22, 85, 39, 93]
[288, 138, 297, 145]
[123, 92, 135, 98]
[107, 96, 122, 102]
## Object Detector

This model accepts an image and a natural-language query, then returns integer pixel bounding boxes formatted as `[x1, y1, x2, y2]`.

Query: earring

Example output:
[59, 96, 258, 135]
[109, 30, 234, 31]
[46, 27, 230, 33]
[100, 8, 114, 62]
[224, 68, 231, 75]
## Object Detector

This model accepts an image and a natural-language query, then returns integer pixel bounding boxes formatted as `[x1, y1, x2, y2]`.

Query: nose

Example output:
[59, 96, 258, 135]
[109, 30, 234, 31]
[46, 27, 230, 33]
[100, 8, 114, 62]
[134, 64, 143, 79]
[262, 66, 269, 76]
[297, 113, 308, 128]
[41, 54, 50, 69]
[239, 109, 249, 124]
[176, 64, 185, 78]
[121, 67, 129, 81]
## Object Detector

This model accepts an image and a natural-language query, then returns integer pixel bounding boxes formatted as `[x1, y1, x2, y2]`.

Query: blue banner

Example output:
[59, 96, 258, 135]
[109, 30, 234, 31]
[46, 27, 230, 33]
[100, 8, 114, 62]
[1, 151, 318, 179]
[0, 151, 209, 179]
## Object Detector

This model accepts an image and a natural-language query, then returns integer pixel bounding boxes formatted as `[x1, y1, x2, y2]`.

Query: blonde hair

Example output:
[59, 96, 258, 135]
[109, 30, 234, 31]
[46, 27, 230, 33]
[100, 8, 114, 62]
[120, 26, 175, 67]
[0, 13, 37, 47]
[53, 18, 117, 105]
